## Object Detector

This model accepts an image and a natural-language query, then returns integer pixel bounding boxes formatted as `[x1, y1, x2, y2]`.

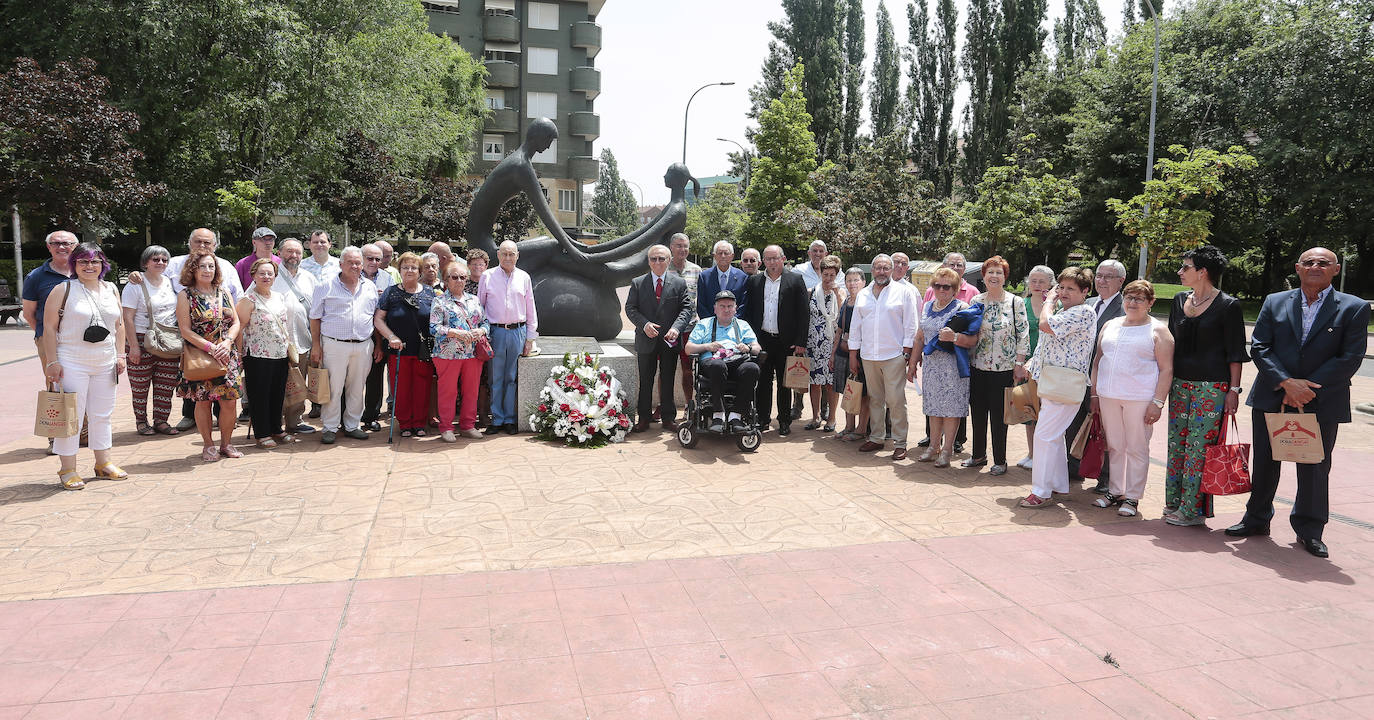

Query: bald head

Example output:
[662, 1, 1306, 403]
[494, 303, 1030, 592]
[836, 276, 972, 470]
[1296, 246, 1340, 294]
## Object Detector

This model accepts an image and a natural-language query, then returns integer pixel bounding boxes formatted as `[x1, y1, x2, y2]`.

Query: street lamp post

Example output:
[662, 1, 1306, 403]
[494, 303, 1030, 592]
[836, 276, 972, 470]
[716, 138, 751, 192]
[1136, 0, 1162, 280]
[682, 82, 735, 164]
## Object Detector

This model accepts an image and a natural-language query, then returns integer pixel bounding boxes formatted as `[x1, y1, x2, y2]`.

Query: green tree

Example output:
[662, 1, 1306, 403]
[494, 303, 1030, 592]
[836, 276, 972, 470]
[1106, 144, 1257, 277]
[743, 64, 819, 251]
[841, 0, 866, 158]
[950, 140, 1080, 257]
[869, 1, 902, 140]
[753, 1, 846, 162]
[214, 180, 264, 233]
[907, 0, 959, 196]
[684, 184, 748, 256]
[592, 149, 639, 237]
[1055, 0, 1107, 66]
[960, 0, 1000, 191]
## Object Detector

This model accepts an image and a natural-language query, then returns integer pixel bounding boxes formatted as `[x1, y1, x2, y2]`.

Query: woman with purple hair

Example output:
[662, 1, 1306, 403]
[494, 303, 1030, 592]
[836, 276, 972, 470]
[40, 242, 129, 490]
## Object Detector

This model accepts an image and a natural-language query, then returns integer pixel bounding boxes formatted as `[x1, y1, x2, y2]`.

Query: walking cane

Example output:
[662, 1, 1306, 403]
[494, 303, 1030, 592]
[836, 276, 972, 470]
[387, 352, 400, 444]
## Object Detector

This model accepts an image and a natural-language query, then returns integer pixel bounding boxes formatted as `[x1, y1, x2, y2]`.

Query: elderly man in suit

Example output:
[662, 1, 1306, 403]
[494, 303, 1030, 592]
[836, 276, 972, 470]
[743, 245, 809, 436]
[698, 241, 750, 319]
[1227, 247, 1369, 558]
[626, 245, 695, 432]
[1066, 258, 1128, 491]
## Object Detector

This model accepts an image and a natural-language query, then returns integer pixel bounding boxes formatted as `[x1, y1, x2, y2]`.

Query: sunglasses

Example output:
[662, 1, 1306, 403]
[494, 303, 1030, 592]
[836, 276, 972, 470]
[741, 258, 759, 263]
[930, 283, 953, 291]
[1299, 259, 1334, 268]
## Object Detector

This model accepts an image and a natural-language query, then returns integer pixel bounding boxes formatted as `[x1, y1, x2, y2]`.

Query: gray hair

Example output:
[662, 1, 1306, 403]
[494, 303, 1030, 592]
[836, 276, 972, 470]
[187, 228, 219, 248]
[340, 246, 363, 260]
[669, 232, 689, 246]
[1097, 259, 1126, 277]
[808, 240, 828, 251]
[844, 266, 866, 280]
[711, 240, 734, 255]
[280, 238, 303, 252]
[45, 230, 77, 245]
[140, 245, 171, 269]
[943, 252, 966, 265]
[447, 257, 469, 272]
[420, 252, 439, 264]
[871, 253, 893, 266]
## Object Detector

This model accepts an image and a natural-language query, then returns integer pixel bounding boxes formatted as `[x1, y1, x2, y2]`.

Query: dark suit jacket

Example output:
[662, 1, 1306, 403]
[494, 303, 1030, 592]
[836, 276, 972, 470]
[1246, 288, 1370, 423]
[1089, 293, 1125, 332]
[742, 271, 808, 349]
[697, 265, 750, 319]
[624, 272, 694, 354]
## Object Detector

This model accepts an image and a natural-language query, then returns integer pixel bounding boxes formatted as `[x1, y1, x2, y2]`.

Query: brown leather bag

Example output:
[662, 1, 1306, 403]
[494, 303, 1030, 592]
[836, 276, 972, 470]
[180, 289, 229, 381]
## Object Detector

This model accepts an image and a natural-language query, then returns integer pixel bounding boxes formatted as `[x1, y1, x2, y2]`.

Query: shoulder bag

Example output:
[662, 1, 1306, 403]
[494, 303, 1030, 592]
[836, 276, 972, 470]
[1201, 415, 1251, 495]
[180, 289, 230, 381]
[140, 280, 183, 358]
[1038, 364, 1088, 405]
[451, 294, 492, 361]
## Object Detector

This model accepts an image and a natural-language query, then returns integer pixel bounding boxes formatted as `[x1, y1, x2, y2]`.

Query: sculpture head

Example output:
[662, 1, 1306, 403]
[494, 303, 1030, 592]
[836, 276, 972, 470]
[524, 118, 559, 154]
[664, 162, 701, 199]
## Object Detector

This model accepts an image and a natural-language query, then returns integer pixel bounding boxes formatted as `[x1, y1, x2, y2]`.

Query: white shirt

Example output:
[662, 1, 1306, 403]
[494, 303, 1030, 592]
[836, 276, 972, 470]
[762, 273, 782, 333]
[849, 281, 918, 362]
[794, 261, 822, 290]
[120, 274, 177, 335]
[300, 255, 340, 284]
[362, 268, 393, 296]
[167, 254, 243, 300]
[310, 274, 378, 341]
[273, 266, 317, 353]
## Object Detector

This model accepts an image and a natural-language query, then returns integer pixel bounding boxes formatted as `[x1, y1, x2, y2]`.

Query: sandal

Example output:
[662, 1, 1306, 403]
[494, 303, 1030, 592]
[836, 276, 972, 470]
[917, 448, 936, 463]
[271, 433, 297, 444]
[414, 428, 426, 437]
[219, 445, 244, 459]
[201, 446, 220, 462]
[822, 424, 835, 433]
[840, 431, 863, 441]
[400, 428, 413, 438]
[153, 421, 179, 436]
[1019, 494, 1050, 508]
[803, 420, 822, 431]
[137, 423, 156, 436]
[58, 468, 85, 491]
[93, 462, 129, 480]
[1092, 493, 1122, 509]
[256, 438, 278, 450]
[1118, 499, 1139, 517]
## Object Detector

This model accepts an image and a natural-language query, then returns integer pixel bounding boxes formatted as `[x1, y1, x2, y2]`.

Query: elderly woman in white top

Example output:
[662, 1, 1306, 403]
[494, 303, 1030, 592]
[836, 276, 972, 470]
[1090, 280, 1174, 516]
[805, 255, 844, 431]
[236, 258, 295, 448]
[42, 242, 128, 490]
[1020, 266, 1097, 508]
[121, 245, 181, 436]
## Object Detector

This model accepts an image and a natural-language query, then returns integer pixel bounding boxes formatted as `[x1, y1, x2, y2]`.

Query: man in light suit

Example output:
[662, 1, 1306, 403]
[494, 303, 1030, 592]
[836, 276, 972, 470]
[743, 245, 810, 436]
[697, 240, 750, 320]
[1227, 247, 1369, 558]
[1067, 259, 1127, 490]
[625, 245, 695, 432]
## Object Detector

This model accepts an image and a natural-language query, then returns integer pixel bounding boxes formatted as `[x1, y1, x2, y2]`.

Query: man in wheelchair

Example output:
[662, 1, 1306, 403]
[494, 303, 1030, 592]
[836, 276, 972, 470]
[685, 291, 762, 434]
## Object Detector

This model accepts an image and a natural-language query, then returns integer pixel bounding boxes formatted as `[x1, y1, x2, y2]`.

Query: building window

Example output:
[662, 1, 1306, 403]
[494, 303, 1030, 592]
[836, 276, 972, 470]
[482, 135, 504, 161]
[526, 91, 556, 120]
[528, 2, 559, 30]
[483, 49, 518, 62]
[485, 91, 505, 110]
[527, 47, 557, 75]
[423, 1, 461, 14]
[533, 139, 557, 165]
[557, 189, 576, 212]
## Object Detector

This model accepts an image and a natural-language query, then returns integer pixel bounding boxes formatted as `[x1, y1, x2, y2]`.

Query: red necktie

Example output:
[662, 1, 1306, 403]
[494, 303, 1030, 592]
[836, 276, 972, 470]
[655, 277, 663, 300]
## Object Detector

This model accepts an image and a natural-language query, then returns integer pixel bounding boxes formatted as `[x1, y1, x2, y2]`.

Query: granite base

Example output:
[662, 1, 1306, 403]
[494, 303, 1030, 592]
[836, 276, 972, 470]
[516, 335, 639, 432]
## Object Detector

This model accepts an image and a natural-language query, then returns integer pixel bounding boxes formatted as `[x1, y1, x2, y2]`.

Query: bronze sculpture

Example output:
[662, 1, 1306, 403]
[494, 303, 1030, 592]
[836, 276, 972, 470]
[466, 118, 698, 340]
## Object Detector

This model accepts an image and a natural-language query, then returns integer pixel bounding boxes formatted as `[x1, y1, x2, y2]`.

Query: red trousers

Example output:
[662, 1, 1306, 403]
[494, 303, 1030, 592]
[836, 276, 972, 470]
[435, 357, 484, 431]
[393, 355, 433, 429]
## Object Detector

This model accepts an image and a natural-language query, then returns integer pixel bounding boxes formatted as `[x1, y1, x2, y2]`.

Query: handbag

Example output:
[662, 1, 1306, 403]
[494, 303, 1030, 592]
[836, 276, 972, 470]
[1004, 380, 1039, 425]
[34, 383, 79, 438]
[1038, 364, 1088, 405]
[139, 280, 183, 358]
[450, 293, 492, 360]
[180, 289, 230, 381]
[1076, 413, 1108, 479]
[1201, 416, 1251, 495]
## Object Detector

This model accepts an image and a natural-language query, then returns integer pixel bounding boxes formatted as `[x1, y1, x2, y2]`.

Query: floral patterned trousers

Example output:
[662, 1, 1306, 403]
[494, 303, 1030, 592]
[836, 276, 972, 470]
[1165, 379, 1226, 519]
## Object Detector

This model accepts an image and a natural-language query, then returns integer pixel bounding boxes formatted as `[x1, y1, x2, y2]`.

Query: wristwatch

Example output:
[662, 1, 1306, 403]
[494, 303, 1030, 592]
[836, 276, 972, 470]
[1151, 398, 1166, 409]
[1228, 386, 1242, 394]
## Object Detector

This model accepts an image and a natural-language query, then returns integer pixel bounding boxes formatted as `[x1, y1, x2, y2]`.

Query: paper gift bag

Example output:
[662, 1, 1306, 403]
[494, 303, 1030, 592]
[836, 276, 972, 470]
[1264, 408, 1325, 464]
[1004, 380, 1039, 425]
[35, 384, 79, 438]
[284, 365, 308, 407]
[306, 364, 331, 404]
[783, 355, 812, 390]
[840, 376, 864, 414]
[1070, 414, 1092, 459]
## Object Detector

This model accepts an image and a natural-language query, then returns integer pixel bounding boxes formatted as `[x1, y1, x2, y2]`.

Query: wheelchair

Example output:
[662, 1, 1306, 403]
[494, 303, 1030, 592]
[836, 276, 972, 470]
[676, 351, 765, 452]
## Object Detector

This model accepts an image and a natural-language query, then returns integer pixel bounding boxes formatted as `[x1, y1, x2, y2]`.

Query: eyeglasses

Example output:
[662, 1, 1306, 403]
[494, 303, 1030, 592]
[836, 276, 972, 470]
[1299, 259, 1335, 268]
[148, 257, 169, 263]
[75, 258, 104, 266]
[741, 258, 759, 263]
[931, 283, 953, 291]
[47, 241, 76, 248]
[1179, 264, 1195, 271]
[1097, 274, 1123, 281]
[648, 257, 668, 263]
[448, 275, 467, 281]
[1123, 296, 1151, 304]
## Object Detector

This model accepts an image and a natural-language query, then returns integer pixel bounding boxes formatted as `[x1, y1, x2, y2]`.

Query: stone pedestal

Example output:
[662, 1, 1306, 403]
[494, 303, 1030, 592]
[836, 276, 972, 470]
[516, 335, 639, 432]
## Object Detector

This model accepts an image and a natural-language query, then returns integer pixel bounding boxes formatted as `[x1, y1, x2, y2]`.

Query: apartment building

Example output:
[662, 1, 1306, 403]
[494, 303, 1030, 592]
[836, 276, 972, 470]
[423, 0, 604, 232]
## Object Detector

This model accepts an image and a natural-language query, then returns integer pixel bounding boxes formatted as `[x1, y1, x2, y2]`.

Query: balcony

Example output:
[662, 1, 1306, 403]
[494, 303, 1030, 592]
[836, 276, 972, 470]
[569, 155, 599, 182]
[485, 107, 519, 133]
[571, 21, 602, 57]
[484, 60, 518, 88]
[568, 111, 599, 140]
[569, 66, 601, 99]
[484, 13, 519, 43]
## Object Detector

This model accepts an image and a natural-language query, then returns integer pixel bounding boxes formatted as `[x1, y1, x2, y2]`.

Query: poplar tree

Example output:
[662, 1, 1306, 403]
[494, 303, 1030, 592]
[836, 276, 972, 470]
[591, 149, 639, 237]
[869, 1, 902, 140]
[960, 0, 1000, 192]
[907, 0, 959, 196]
[841, 0, 866, 158]
[748, 1, 846, 162]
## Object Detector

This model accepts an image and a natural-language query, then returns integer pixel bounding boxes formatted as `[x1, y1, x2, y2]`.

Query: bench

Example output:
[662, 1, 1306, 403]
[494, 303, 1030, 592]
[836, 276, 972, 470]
[0, 279, 21, 325]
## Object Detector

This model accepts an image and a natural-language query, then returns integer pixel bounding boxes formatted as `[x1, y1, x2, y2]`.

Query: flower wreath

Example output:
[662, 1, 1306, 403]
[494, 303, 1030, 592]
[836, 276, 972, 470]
[528, 352, 631, 448]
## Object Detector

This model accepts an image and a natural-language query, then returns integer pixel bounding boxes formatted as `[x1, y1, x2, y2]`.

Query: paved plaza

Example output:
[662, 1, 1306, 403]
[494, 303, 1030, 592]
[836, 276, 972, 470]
[2, 324, 1373, 718]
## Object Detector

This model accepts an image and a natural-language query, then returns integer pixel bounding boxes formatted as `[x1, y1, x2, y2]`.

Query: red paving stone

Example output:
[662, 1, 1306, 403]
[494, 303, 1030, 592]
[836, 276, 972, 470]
[0, 521, 1369, 718]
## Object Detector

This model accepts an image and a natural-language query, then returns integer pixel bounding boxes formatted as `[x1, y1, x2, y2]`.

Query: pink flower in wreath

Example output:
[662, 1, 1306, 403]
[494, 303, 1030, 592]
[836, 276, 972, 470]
[569, 409, 585, 422]
[559, 403, 570, 412]
[538, 404, 548, 413]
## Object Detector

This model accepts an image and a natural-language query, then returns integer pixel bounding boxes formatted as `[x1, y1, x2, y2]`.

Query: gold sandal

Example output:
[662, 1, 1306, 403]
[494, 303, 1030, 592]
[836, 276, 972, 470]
[58, 468, 85, 490]
[93, 462, 129, 480]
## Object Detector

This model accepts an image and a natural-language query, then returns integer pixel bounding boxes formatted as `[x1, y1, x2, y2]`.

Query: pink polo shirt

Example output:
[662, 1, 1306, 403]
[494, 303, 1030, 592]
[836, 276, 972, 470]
[923, 280, 979, 305]
[235, 253, 281, 290]
[477, 266, 538, 338]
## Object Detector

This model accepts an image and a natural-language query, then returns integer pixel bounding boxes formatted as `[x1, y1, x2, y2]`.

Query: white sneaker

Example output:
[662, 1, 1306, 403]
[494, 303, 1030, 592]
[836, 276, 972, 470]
[461, 428, 482, 440]
[440, 430, 457, 443]
[1016, 456, 1033, 470]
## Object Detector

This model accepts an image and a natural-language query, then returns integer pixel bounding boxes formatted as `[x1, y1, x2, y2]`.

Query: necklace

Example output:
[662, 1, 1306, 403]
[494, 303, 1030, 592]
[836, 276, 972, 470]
[1188, 288, 1217, 308]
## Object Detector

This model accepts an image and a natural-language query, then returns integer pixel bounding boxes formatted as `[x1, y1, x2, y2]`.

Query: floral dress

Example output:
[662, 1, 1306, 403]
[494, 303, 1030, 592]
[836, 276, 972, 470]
[920, 299, 970, 417]
[806, 285, 841, 385]
[178, 287, 242, 401]
[430, 291, 490, 360]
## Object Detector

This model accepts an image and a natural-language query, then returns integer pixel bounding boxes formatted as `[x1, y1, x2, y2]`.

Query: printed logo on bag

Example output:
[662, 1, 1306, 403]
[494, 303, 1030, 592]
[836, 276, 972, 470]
[45, 409, 60, 419]
[1272, 420, 1317, 441]
[786, 358, 807, 372]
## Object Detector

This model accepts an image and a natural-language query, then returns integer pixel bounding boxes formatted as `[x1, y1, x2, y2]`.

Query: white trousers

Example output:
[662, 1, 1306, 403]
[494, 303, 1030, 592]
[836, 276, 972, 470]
[1031, 398, 1079, 499]
[53, 351, 117, 457]
[322, 337, 373, 432]
[863, 355, 909, 447]
[1098, 397, 1154, 501]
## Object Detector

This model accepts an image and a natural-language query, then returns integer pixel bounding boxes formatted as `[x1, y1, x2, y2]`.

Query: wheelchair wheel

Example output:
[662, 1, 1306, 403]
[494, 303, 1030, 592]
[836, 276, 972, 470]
[736, 430, 761, 452]
[677, 423, 699, 449]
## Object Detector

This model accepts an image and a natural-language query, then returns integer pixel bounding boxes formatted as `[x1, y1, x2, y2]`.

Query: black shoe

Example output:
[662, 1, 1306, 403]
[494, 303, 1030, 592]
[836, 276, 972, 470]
[916, 437, 931, 448]
[1301, 538, 1329, 558]
[504, 424, 517, 435]
[321, 431, 336, 444]
[344, 428, 369, 440]
[778, 423, 791, 437]
[954, 442, 965, 454]
[709, 419, 726, 433]
[1224, 522, 1270, 538]
[728, 419, 748, 434]
[1092, 479, 1110, 494]
[484, 425, 504, 436]
[308, 405, 321, 419]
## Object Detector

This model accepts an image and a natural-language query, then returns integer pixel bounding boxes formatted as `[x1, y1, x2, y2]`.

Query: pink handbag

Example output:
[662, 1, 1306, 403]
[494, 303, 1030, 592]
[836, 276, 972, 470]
[1201, 416, 1251, 495]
